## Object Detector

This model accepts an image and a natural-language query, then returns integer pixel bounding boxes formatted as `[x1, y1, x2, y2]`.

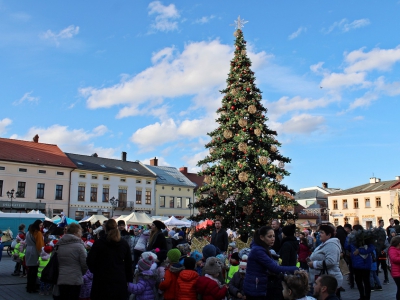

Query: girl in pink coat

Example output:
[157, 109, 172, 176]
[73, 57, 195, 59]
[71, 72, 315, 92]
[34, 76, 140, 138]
[388, 236, 400, 300]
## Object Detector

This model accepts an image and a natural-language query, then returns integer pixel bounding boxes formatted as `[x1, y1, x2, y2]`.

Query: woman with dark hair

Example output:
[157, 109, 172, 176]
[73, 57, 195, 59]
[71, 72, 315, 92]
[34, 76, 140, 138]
[147, 220, 167, 251]
[308, 224, 343, 298]
[243, 226, 298, 299]
[25, 219, 45, 293]
[388, 236, 400, 300]
[87, 219, 133, 300]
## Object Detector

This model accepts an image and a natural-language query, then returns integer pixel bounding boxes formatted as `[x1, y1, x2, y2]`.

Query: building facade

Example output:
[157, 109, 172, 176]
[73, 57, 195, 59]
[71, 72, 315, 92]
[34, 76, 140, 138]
[327, 177, 400, 228]
[66, 152, 156, 220]
[0, 137, 76, 216]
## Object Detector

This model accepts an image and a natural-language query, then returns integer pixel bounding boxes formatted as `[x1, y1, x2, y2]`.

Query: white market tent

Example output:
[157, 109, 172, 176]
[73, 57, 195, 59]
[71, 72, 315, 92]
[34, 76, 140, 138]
[151, 216, 169, 221]
[120, 212, 153, 226]
[51, 215, 60, 221]
[80, 214, 108, 224]
[163, 216, 191, 227]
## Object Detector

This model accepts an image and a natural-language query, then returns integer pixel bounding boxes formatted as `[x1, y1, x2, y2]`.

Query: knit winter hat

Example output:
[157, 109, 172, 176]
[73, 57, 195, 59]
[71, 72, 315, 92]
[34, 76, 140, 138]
[86, 239, 95, 247]
[230, 252, 240, 262]
[239, 248, 250, 260]
[228, 242, 236, 248]
[241, 254, 248, 262]
[44, 246, 53, 254]
[204, 257, 221, 275]
[202, 244, 217, 259]
[176, 243, 191, 257]
[49, 239, 58, 247]
[156, 250, 167, 263]
[282, 224, 296, 237]
[190, 250, 203, 262]
[167, 248, 181, 263]
[152, 220, 166, 230]
[138, 252, 157, 271]
[238, 261, 247, 273]
[216, 254, 226, 265]
[183, 257, 196, 270]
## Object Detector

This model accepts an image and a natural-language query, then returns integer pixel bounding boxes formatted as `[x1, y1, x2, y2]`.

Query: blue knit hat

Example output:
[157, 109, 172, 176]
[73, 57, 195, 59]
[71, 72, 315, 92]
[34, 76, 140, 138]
[190, 250, 203, 262]
[202, 244, 217, 259]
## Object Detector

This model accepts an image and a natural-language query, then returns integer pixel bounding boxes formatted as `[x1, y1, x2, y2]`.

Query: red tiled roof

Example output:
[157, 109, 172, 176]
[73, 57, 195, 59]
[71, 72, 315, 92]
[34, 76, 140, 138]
[0, 138, 76, 168]
[181, 172, 204, 190]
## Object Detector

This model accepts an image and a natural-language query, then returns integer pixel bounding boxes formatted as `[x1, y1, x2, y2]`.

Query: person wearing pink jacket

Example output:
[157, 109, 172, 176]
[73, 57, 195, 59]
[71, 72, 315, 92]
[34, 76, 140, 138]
[388, 236, 400, 300]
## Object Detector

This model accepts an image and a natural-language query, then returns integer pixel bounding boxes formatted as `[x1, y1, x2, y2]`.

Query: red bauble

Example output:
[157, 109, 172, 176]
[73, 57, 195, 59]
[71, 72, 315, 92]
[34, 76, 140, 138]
[246, 87, 251, 92]
[242, 128, 246, 132]
[232, 147, 235, 150]
[231, 105, 236, 110]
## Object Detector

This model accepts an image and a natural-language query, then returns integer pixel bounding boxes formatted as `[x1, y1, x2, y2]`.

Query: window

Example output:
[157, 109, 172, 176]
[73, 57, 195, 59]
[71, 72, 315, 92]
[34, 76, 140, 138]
[0, 166, 5, 170]
[136, 179, 141, 184]
[36, 183, 45, 199]
[53, 209, 63, 217]
[354, 198, 359, 209]
[92, 174, 98, 180]
[55, 185, 63, 200]
[146, 180, 151, 185]
[75, 211, 84, 221]
[186, 197, 191, 208]
[160, 196, 165, 207]
[77, 162, 83, 165]
[38, 170, 46, 174]
[0, 180, 3, 196]
[57, 171, 64, 176]
[354, 217, 360, 225]
[365, 198, 371, 208]
[177, 197, 182, 208]
[79, 173, 86, 178]
[118, 189, 127, 207]
[169, 196, 174, 208]
[103, 175, 109, 181]
[343, 199, 348, 209]
[19, 168, 27, 172]
[334, 218, 339, 226]
[100, 164, 106, 168]
[102, 188, 109, 202]
[376, 197, 381, 207]
[136, 190, 142, 204]
[78, 186, 85, 201]
[145, 190, 151, 205]
[90, 187, 97, 202]
[17, 182, 25, 198]
[333, 200, 338, 210]
[120, 178, 126, 182]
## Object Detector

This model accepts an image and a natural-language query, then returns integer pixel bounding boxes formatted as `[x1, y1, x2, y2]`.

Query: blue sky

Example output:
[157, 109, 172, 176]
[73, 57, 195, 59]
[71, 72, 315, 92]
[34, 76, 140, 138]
[1, 1, 400, 192]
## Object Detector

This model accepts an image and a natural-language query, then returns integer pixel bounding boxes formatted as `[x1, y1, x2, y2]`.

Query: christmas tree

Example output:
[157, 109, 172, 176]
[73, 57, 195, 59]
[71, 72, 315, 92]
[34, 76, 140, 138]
[192, 17, 297, 238]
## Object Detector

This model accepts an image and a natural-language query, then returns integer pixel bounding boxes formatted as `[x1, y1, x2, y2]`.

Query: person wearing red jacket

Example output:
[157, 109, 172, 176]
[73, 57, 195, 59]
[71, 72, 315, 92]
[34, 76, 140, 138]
[196, 257, 228, 300]
[298, 237, 310, 270]
[177, 257, 199, 300]
[159, 249, 184, 300]
[388, 236, 400, 300]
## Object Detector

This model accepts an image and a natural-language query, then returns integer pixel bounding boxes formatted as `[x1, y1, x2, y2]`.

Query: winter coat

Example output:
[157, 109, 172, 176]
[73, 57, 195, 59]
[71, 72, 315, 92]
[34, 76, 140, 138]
[225, 264, 239, 283]
[309, 238, 343, 287]
[135, 230, 150, 252]
[243, 244, 298, 297]
[79, 269, 93, 299]
[370, 250, 378, 271]
[131, 234, 141, 253]
[210, 228, 229, 252]
[297, 243, 310, 263]
[228, 271, 245, 300]
[176, 269, 199, 300]
[56, 233, 88, 286]
[87, 235, 133, 300]
[345, 241, 374, 270]
[37, 251, 51, 279]
[25, 231, 44, 266]
[120, 230, 132, 249]
[159, 263, 184, 300]
[147, 231, 167, 252]
[196, 275, 228, 300]
[272, 228, 283, 252]
[128, 271, 157, 300]
[388, 246, 400, 278]
[279, 236, 299, 266]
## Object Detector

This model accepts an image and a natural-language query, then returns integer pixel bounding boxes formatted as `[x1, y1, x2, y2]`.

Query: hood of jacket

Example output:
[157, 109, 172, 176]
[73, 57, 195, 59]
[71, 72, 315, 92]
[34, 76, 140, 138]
[281, 236, 299, 250]
[179, 269, 199, 281]
[40, 250, 51, 261]
[169, 263, 184, 273]
[57, 233, 84, 246]
[324, 237, 341, 249]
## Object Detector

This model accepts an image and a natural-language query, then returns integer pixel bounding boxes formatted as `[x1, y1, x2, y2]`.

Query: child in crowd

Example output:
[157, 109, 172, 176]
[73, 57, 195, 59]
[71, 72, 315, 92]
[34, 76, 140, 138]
[176, 257, 199, 300]
[159, 248, 184, 300]
[128, 252, 158, 300]
[216, 254, 227, 282]
[227, 242, 237, 260]
[11, 234, 25, 276]
[18, 238, 27, 278]
[133, 229, 150, 269]
[228, 259, 247, 300]
[196, 257, 228, 300]
[190, 250, 204, 276]
[298, 237, 310, 271]
[79, 240, 94, 300]
[37, 246, 53, 295]
[370, 249, 383, 291]
[282, 270, 314, 300]
[225, 252, 240, 283]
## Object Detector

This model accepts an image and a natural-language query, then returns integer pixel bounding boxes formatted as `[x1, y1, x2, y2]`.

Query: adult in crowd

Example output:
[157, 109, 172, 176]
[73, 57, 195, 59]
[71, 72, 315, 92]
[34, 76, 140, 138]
[55, 223, 88, 300]
[133, 229, 150, 270]
[376, 219, 390, 285]
[304, 229, 314, 250]
[281, 270, 312, 300]
[147, 220, 167, 252]
[25, 219, 45, 293]
[210, 219, 229, 253]
[387, 218, 395, 237]
[388, 236, 400, 300]
[308, 225, 343, 299]
[279, 224, 299, 266]
[130, 228, 141, 262]
[271, 220, 282, 252]
[343, 223, 354, 289]
[118, 220, 132, 251]
[345, 224, 374, 300]
[87, 219, 133, 300]
[313, 275, 340, 300]
[243, 226, 298, 299]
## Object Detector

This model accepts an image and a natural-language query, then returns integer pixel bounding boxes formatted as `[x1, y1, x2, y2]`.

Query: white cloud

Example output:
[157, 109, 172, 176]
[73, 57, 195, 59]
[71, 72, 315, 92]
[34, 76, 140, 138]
[40, 25, 79, 46]
[320, 71, 367, 89]
[0, 118, 12, 135]
[183, 149, 209, 172]
[353, 116, 364, 120]
[271, 114, 325, 134]
[13, 91, 39, 105]
[323, 18, 370, 34]
[288, 27, 306, 40]
[130, 119, 179, 148]
[148, 1, 180, 32]
[194, 15, 215, 24]
[10, 124, 115, 157]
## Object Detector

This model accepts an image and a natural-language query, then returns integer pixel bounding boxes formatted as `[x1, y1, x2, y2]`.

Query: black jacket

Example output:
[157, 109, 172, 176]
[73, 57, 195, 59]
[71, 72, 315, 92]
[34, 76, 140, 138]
[279, 236, 299, 266]
[87, 235, 133, 300]
[211, 228, 229, 252]
[228, 272, 245, 300]
[147, 231, 167, 251]
[272, 228, 283, 253]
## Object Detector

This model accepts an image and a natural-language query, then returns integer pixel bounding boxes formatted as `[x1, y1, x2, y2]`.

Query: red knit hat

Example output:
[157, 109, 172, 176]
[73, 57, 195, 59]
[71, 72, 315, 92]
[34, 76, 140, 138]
[44, 246, 53, 254]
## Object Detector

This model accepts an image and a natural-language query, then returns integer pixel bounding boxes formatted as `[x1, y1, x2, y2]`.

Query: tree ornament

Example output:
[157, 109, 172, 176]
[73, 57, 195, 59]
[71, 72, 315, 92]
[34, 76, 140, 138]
[233, 30, 239, 37]
[276, 175, 283, 182]
[243, 204, 254, 215]
[259, 156, 269, 165]
[203, 175, 212, 184]
[238, 118, 247, 127]
[267, 188, 276, 197]
[231, 105, 236, 111]
[223, 130, 233, 139]
[239, 97, 245, 103]
[201, 164, 209, 171]
[241, 50, 247, 55]
[248, 105, 257, 114]
[254, 128, 262, 136]
[217, 191, 228, 200]
[278, 161, 285, 168]
[209, 148, 215, 154]
[238, 142, 248, 152]
[231, 89, 237, 96]
[238, 172, 249, 182]
[270, 145, 278, 152]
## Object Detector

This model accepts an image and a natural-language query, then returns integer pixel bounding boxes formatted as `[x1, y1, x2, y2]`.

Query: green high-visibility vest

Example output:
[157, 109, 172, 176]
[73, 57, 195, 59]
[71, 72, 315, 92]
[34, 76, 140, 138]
[37, 257, 50, 279]
[225, 264, 240, 283]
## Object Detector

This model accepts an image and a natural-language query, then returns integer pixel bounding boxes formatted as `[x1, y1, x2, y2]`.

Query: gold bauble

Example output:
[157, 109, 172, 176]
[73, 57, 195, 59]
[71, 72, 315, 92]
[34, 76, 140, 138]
[259, 156, 268, 165]
[241, 50, 247, 55]
[276, 175, 283, 182]
[267, 188, 276, 197]
[223, 130, 233, 139]
[203, 175, 211, 184]
[234, 30, 239, 37]
[238, 142, 248, 152]
[209, 148, 215, 154]
[231, 89, 237, 96]
[238, 172, 249, 182]
[248, 105, 257, 114]
[239, 97, 245, 103]
[270, 145, 277, 152]
[254, 128, 262, 136]
[243, 204, 253, 215]
[238, 119, 247, 127]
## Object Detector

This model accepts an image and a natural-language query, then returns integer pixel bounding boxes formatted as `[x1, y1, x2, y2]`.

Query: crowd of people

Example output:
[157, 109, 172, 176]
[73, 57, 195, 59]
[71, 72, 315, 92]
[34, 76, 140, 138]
[7, 216, 400, 300]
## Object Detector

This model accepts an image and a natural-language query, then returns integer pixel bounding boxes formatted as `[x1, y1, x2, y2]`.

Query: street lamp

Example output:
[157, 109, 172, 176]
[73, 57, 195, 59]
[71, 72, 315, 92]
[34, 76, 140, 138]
[387, 203, 394, 217]
[6, 189, 18, 211]
[188, 202, 194, 218]
[110, 197, 119, 217]
[324, 208, 330, 222]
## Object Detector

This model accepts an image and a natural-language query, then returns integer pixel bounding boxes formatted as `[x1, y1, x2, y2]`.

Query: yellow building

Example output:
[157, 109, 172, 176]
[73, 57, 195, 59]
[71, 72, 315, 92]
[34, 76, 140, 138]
[327, 177, 400, 228]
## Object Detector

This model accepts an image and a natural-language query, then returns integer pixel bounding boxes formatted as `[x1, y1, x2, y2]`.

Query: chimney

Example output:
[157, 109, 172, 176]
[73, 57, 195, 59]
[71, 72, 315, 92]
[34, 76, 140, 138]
[179, 167, 188, 174]
[370, 177, 379, 183]
[150, 157, 158, 166]
[91, 153, 98, 157]
[33, 134, 39, 143]
[322, 182, 328, 189]
[396, 176, 400, 181]
[121, 152, 127, 162]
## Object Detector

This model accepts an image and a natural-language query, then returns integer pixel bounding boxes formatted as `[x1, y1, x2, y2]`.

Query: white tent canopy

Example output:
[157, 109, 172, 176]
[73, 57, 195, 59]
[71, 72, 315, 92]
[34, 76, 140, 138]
[151, 216, 169, 221]
[120, 212, 153, 226]
[163, 216, 191, 227]
[51, 215, 60, 221]
[80, 214, 108, 224]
